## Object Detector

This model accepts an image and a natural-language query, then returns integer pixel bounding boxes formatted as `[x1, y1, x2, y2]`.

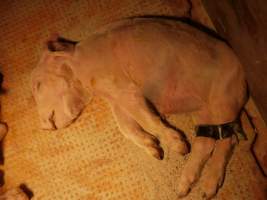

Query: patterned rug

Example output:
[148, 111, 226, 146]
[0, 0, 266, 199]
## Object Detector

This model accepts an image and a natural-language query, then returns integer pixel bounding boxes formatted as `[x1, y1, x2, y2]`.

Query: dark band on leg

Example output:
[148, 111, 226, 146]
[195, 121, 247, 140]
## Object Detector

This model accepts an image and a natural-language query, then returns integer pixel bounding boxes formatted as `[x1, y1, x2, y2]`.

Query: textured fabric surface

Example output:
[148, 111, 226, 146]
[0, 0, 266, 199]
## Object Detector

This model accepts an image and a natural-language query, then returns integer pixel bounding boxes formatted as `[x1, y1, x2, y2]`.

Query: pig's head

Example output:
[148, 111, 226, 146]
[31, 35, 87, 130]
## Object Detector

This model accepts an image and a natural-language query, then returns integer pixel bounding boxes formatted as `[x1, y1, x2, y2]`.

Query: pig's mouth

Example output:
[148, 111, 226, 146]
[41, 110, 58, 130]
[48, 110, 57, 130]
[43, 108, 82, 130]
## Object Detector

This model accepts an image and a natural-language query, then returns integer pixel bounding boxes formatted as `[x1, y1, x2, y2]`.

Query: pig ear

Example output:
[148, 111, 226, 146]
[46, 34, 78, 53]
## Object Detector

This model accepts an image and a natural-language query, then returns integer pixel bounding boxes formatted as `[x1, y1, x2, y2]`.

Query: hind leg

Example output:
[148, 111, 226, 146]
[177, 136, 216, 197]
[202, 136, 236, 199]
[178, 102, 240, 197]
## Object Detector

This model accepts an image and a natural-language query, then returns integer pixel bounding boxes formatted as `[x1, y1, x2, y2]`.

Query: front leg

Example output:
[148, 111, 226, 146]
[112, 105, 164, 159]
[178, 122, 238, 198]
[118, 85, 188, 155]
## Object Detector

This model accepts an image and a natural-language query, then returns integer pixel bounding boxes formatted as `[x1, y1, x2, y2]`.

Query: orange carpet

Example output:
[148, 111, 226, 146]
[0, 0, 266, 199]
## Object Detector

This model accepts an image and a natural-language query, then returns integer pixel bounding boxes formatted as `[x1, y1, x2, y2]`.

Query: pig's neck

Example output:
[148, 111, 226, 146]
[67, 46, 124, 101]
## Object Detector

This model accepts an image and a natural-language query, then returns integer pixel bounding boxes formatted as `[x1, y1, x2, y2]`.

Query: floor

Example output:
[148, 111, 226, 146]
[0, 0, 266, 199]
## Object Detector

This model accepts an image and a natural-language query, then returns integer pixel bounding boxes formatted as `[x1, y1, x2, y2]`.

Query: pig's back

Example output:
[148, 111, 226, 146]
[103, 18, 244, 114]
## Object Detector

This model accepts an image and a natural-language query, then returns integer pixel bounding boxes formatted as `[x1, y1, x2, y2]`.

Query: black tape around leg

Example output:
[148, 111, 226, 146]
[196, 122, 239, 140]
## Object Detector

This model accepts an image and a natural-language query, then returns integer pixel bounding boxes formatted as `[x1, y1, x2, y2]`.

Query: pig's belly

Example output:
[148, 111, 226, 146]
[143, 79, 206, 115]
[153, 94, 204, 115]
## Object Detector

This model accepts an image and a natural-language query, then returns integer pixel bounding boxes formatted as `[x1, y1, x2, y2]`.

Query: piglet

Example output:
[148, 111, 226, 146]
[31, 18, 248, 198]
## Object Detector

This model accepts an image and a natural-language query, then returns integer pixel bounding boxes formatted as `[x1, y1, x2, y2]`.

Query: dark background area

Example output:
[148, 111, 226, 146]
[203, 0, 267, 123]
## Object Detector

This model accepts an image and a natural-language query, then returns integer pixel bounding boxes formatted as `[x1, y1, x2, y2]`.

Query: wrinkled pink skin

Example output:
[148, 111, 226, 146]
[32, 18, 247, 199]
